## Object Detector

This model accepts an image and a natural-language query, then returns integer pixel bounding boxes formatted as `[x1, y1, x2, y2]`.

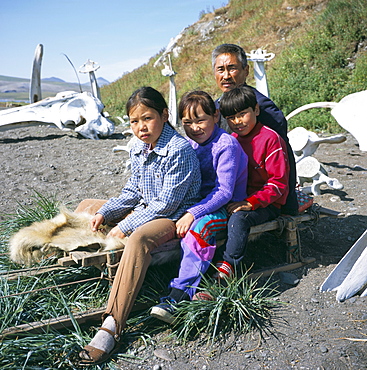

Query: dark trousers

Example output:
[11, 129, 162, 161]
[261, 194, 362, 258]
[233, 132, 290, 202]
[282, 142, 299, 216]
[222, 205, 281, 267]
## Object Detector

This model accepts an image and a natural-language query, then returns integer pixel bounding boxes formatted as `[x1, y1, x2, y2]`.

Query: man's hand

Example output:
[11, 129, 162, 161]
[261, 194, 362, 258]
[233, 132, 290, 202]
[227, 201, 252, 214]
[90, 213, 105, 232]
[106, 225, 126, 239]
[176, 212, 194, 238]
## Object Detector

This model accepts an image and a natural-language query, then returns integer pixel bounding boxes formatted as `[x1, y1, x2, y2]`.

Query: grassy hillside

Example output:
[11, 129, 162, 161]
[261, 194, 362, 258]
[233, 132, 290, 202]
[101, 0, 367, 133]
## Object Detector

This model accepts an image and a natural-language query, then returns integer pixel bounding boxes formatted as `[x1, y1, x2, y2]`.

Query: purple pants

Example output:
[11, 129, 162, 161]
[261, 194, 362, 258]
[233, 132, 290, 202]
[169, 208, 227, 298]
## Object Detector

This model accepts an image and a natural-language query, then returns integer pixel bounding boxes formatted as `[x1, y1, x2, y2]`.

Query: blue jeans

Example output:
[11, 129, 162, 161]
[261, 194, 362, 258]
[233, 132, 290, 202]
[222, 205, 281, 267]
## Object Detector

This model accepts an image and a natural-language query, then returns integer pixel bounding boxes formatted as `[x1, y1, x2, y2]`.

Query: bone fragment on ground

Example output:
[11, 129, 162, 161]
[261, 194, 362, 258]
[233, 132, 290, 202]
[288, 127, 346, 162]
[296, 156, 343, 195]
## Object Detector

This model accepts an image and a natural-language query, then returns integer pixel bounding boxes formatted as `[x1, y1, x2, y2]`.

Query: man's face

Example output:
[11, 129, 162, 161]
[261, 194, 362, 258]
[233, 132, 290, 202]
[214, 53, 249, 93]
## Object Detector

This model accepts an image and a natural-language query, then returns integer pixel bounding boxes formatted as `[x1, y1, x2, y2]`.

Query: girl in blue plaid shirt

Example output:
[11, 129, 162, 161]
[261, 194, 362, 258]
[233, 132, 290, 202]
[78, 87, 201, 366]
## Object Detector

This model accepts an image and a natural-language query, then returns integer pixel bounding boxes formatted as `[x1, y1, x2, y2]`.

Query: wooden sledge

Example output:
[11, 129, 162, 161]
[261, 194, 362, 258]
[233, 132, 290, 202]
[57, 204, 344, 280]
[1, 205, 343, 338]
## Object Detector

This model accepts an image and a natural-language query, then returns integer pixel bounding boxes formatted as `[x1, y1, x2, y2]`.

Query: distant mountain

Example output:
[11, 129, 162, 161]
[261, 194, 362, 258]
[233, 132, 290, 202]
[42, 77, 65, 83]
[82, 77, 110, 87]
[96, 77, 110, 86]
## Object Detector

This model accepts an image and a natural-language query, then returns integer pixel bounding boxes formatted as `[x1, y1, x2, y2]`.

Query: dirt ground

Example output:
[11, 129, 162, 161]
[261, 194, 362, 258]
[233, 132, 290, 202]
[0, 124, 367, 369]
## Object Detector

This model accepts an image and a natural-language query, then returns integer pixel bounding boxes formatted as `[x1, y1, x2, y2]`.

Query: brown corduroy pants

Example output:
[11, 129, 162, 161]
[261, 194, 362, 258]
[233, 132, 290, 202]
[75, 199, 176, 336]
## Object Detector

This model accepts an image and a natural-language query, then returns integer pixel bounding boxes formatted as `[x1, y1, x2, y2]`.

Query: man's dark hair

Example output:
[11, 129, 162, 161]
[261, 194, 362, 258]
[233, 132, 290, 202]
[212, 44, 248, 70]
[219, 86, 257, 118]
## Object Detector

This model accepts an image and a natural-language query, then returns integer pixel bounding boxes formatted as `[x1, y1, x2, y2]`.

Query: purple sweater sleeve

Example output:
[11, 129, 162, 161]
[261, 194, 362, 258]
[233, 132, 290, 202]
[187, 130, 248, 219]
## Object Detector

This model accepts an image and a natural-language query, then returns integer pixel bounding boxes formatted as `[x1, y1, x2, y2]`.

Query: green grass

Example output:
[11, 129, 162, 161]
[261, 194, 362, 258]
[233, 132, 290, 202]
[269, 0, 367, 132]
[100, 0, 367, 134]
[0, 191, 283, 368]
[0, 190, 60, 243]
[170, 268, 281, 344]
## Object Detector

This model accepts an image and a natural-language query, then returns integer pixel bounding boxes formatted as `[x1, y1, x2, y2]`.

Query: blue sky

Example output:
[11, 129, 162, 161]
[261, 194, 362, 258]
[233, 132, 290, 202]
[1, 0, 228, 84]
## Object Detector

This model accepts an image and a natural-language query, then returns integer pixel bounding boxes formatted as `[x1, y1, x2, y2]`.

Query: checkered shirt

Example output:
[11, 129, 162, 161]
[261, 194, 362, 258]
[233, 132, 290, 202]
[98, 123, 201, 235]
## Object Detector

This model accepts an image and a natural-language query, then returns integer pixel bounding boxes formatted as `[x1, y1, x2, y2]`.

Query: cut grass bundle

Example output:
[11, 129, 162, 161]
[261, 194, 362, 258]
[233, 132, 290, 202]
[171, 268, 282, 343]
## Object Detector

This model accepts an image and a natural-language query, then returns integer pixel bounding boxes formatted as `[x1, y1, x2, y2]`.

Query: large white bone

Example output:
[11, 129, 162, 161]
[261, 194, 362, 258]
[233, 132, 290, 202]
[30, 44, 43, 103]
[320, 229, 367, 302]
[246, 49, 275, 98]
[296, 156, 343, 195]
[79, 59, 101, 101]
[288, 127, 346, 162]
[113, 130, 137, 173]
[0, 91, 114, 140]
[288, 127, 345, 195]
[331, 90, 367, 151]
[286, 90, 367, 152]
[161, 55, 178, 127]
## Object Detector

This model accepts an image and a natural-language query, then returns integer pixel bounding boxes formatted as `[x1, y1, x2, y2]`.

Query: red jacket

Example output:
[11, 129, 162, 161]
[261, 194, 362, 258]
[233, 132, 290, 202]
[232, 122, 289, 210]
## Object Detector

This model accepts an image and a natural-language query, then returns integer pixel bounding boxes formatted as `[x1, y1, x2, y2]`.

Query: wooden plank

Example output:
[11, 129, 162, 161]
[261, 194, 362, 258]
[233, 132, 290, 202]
[81, 252, 109, 267]
[0, 301, 149, 339]
[248, 257, 316, 279]
[68, 251, 107, 267]
[1, 256, 317, 338]
[1, 264, 68, 281]
[57, 256, 77, 267]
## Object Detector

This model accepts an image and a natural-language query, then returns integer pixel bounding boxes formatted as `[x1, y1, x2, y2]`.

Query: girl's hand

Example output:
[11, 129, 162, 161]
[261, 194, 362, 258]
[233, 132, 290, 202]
[106, 225, 126, 239]
[90, 213, 105, 232]
[176, 212, 194, 238]
[227, 201, 252, 214]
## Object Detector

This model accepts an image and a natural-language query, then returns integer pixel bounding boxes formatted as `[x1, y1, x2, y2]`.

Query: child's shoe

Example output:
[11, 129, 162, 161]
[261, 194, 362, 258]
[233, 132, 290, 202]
[150, 296, 177, 324]
[192, 291, 214, 301]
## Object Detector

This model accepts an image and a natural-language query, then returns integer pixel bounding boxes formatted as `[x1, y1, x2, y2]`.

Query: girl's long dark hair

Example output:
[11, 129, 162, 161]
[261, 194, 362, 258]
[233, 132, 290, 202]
[126, 86, 168, 116]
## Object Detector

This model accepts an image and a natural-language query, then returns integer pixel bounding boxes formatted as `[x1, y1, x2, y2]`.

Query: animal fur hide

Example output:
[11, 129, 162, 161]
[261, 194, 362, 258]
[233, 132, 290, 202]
[9, 208, 126, 266]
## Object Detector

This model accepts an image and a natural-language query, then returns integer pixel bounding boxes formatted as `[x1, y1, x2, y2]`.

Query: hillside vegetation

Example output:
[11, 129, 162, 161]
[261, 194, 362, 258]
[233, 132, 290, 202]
[101, 0, 367, 132]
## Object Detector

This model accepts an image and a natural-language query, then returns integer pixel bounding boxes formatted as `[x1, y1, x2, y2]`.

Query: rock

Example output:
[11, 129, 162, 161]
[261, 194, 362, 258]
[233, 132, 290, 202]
[154, 348, 176, 361]
[278, 272, 300, 286]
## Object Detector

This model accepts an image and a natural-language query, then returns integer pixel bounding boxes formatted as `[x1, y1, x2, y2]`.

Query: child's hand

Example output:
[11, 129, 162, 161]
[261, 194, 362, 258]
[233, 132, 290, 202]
[227, 201, 252, 214]
[176, 212, 194, 238]
[90, 213, 105, 232]
[106, 225, 126, 239]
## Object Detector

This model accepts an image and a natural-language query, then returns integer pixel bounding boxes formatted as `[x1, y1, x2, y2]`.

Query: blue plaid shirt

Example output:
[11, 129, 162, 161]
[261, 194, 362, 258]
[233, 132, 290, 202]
[98, 123, 201, 235]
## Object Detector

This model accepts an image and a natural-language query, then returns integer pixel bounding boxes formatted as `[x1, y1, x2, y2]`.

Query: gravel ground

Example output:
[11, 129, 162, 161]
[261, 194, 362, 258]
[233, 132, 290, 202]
[1, 124, 367, 370]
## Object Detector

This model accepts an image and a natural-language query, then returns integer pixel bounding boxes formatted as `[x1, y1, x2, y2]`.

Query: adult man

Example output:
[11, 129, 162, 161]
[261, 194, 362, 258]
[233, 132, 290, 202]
[212, 43, 298, 215]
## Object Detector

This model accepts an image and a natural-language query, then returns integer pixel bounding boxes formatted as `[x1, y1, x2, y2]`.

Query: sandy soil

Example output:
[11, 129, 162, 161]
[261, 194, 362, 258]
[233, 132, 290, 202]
[1, 124, 367, 369]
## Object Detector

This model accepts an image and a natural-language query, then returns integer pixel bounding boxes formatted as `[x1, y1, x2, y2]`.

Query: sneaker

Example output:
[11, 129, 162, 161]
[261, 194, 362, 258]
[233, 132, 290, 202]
[212, 261, 234, 280]
[150, 296, 177, 324]
[192, 291, 214, 301]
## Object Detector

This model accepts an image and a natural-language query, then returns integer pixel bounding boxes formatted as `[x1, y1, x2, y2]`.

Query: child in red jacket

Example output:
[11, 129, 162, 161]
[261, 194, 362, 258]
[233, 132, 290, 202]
[216, 85, 290, 278]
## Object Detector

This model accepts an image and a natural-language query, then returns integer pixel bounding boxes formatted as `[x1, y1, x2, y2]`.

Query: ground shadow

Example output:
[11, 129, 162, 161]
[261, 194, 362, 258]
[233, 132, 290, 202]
[0, 133, 69, 143]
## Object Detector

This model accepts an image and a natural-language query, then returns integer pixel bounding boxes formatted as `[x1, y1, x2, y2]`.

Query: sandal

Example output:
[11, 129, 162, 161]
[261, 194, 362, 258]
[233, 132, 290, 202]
[79, 327, 120, 366]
